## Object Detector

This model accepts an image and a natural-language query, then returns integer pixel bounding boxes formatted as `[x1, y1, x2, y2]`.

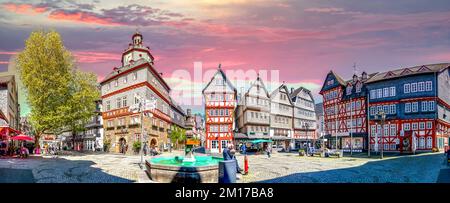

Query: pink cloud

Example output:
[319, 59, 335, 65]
[73, 51, 122, 63]
[2, 3, 47, 15]
[0, 51, 18, 55]
[304, 7, 345, 13]
[48, 10, 123, 26]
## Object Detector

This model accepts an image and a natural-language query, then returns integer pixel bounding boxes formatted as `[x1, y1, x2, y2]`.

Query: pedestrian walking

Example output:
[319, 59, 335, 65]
[266, 146, 271, 158]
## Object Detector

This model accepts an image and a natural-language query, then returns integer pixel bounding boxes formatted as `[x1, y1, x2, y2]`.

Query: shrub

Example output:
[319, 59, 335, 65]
[133, 141, 141, 152]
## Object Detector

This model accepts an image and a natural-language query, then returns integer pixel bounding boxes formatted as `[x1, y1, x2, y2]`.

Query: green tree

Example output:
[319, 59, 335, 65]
[16, 30, 100, 148]
[170, 125, 186, 149]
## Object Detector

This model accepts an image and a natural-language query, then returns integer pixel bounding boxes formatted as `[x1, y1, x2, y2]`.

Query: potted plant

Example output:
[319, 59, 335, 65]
[299, 149, 305, 156]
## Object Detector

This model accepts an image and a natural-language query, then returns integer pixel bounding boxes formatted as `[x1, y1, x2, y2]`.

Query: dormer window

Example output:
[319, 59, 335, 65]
[356, 83, 362, 93]
[327, 79, 334, 86]
[346, 85, 352, 95]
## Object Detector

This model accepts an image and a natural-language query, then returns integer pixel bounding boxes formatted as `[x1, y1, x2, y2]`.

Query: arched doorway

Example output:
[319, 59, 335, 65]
[150, 138, 157, 147]
[119, 137, 127, 154]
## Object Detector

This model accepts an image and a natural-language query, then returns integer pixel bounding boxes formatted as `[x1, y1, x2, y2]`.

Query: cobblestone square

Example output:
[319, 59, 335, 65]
[0, 151, 448, 183]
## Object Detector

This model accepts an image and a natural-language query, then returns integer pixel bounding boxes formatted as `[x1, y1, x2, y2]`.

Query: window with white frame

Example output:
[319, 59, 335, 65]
[419, 122, 425, 130]
[383, 105, 389, 114]
[426, 137, 432, 148]
[123, 76, 127, 84]
[419, 137, 425, 148]
[421, 101, 427, 112]
[371, 125, 376, 137]
[390, 87, 396, 97]
[390, 124, 396, 136]
[114, 79, 119, 87]
[383, 124, 389, 136]
[403, 123, 410, 131]
[133, 72, 137, 80]
[377, 89, 382, 98]
[346, 86, 352, 95]
[412, 102, 418, 112]
[418, 82, 425, 92]
[370, 90, 376, 99]
[370, 106, 376, 115]
[429, 101, 435, 111]
[390, 104, 396, 114]
[405, 103, 411, 113]
[390, 144, 396, 150]
[356, 83, 362, 93]
[404, 84, 410, 93]
[412, 123, 418, 130]
[383, 88, 389, 97]
[411, 83, 417, 92]
[106, 101, 111, 111]
[425, 81, 432, 91]
[116, 98, 122, 108]
[377, 106, 383, 113]
[426, 121, 432, 129]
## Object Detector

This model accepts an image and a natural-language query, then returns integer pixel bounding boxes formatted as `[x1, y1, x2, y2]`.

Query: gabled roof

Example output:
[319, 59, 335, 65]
[365, 63, 450, 83]
[245, 74, 270, 98]
[100, 58, 171, 91]
[270, 83, 293, 105]
[319, 70, 346, 93]
[202, 64, 237, 94]
[290, 86, 315, 104]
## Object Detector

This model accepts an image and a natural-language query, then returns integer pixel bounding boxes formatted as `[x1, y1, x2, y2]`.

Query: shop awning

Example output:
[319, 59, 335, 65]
[11, 134, 34, 142]
[249, 139, 273, 144]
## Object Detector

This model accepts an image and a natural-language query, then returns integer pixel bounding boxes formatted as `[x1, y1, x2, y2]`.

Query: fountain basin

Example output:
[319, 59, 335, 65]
[145, 155, 223, 183]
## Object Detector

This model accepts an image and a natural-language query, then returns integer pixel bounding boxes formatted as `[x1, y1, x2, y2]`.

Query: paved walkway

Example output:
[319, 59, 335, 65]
[0, 150, 447, 183]
[235, 152, 448, 183]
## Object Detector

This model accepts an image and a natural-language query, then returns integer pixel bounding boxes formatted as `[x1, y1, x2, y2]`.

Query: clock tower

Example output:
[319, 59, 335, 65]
[121, 31, 155, 66]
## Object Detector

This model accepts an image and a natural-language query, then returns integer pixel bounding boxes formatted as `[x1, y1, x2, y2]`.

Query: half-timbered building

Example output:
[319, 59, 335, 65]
[290, 87, 317, 150]
[365, 63, 450, 153]
[235, 75, 271, 141]
[202, 66, 237, 153]
[270, 84, 294, 150]
[320, 71, 374, 151]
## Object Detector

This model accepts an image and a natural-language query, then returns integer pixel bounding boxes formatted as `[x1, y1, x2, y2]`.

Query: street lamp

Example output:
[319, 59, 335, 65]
[130, 94, 156, 169]
[373, 110, 386, 159]
[303, 123, 309, 155]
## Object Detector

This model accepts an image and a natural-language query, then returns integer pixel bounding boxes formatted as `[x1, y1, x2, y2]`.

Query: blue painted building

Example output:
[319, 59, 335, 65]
[365, 63, 450, 153]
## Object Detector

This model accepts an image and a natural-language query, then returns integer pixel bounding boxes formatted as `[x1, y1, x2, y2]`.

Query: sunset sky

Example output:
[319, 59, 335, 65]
[1, 0, 449, 115]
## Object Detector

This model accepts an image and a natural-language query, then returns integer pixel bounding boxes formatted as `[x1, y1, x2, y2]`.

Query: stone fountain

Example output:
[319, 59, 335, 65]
[145, 109, 221, 183]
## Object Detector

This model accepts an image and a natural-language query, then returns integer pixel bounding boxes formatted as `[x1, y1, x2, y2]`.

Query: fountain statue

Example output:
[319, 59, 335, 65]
[145, 108, 222, 183]
[183, 109, 196, 163]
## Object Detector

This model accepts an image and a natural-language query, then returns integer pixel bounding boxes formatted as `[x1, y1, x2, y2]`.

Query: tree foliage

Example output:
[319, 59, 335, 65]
[169, 125, 186, 149]
[16, 30, 100, 146]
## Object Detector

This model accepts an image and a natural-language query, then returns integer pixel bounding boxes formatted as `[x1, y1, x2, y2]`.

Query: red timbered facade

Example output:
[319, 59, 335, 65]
[202, 66, 237, 153]
[320, 71, 373, 151]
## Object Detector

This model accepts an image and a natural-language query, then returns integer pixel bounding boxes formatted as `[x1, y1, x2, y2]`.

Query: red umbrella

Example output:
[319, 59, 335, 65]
[11, 134, 34, 142]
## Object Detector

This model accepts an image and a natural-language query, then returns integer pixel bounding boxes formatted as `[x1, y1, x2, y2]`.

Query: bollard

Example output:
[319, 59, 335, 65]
[218, 160, 237, 183]
[244, 155, 248, 175]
